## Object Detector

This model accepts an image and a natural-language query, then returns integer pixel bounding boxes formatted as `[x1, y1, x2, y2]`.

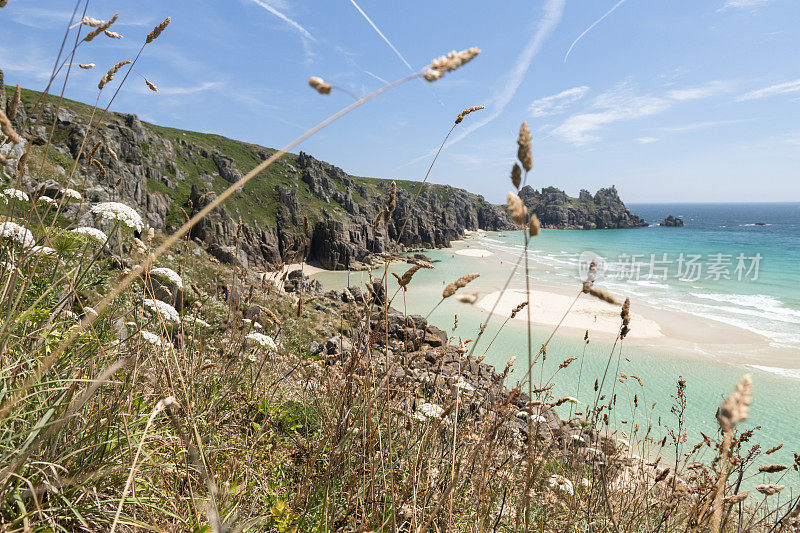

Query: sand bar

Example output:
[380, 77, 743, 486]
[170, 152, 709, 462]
[454, 248, 494, 258]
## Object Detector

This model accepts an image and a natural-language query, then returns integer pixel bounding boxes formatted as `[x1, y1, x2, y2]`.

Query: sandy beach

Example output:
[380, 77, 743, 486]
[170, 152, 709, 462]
[454, 248, 494, 258]
[477, 288, 663, 339]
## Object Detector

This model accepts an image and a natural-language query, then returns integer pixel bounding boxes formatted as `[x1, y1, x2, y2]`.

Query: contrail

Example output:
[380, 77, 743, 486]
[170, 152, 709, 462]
[564, 0, 627, 62]
[347, 0, 414, 72]
[401, 0, 566, 166]
[249, 0, 316, 42]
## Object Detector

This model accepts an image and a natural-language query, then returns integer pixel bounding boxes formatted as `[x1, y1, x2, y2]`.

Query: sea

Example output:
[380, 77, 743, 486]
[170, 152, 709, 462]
[313, 203, 800, 489]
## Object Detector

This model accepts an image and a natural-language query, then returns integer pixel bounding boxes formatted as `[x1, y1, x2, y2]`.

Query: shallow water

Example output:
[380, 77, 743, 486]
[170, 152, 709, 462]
[314, 203, 800, 490]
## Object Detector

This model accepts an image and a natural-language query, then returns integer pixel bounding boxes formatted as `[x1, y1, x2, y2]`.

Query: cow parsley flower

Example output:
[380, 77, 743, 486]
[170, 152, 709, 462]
[0, 221, 36, 247]
[183, 315, 210, 328]
[30, 245, 56, 255]
[1, 188, 29, 202]
[138, 330, 164, 347]
[143, 298, 180, 323]
[246, 332, 277, 350]
[90, 202, 144, 232]
[547, 475, 574, 496]
[149, 267, 183, 289]
[60, 188, 82, 201]
[38, 196, 56, 204]
[414, 402, 444, 420]
[72, 226, 108, 243]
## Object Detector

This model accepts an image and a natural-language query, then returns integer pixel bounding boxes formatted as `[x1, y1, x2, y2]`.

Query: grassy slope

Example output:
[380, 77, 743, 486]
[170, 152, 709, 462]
[7, 86, 491, 232]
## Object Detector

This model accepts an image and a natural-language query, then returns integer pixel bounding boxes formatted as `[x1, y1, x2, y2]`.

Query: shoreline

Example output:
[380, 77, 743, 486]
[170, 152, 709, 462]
[290, 232, 799, 371]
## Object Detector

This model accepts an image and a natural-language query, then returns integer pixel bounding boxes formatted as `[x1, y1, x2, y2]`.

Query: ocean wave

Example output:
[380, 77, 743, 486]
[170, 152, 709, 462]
[627, 280, 670, 289]
[691, 293, 800, 321]
[747, 365, 800, 381]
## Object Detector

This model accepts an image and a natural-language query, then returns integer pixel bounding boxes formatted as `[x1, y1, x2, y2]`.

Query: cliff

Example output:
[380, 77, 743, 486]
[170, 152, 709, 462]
[1, 82, 513, 270]
[518, 185, 647, 229]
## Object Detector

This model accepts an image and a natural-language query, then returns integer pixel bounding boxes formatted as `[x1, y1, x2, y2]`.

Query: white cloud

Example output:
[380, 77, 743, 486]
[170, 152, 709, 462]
[554, 83, 670, 145]
[155, 81, 224, 96]
[718, 0, 770, 11]
[246, 0, 316, 42]
[553, 79, 741, 146]
[529, 86, 590, 117]
[735, 79, 800, 101]
[637, 137, 659, 144]
[657, 119, 746, 132]
[666, 81, 735, 101]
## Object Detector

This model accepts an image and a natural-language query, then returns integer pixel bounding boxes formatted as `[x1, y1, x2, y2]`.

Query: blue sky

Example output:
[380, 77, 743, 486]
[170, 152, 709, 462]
[2, 0, 799, 203]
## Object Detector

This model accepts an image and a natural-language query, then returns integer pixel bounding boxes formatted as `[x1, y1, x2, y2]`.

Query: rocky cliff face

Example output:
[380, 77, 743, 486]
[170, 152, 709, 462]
[1, 81, 513, 270]
[518, 185, 646, 229]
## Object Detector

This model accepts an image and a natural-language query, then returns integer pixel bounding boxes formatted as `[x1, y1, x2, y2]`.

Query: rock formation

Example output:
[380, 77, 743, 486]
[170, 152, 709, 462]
[660, 215, 684, 227]
[517, 185, 647, 229]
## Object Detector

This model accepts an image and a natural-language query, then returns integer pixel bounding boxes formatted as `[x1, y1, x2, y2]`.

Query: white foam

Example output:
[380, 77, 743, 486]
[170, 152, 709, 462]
[747, 365, 800, 381]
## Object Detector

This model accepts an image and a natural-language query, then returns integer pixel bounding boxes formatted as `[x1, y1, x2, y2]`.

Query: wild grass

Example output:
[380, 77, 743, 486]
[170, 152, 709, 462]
[0, 3, 799, 532]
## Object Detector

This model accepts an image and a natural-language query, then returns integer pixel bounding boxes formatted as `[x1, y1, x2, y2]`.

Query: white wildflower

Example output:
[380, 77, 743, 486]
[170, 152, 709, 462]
[90, 202, 144, 232]
[246, 332, 277, 350]
[61, 188, 82, 201]
[547, 475, 574, 496]
[183, 315, 210, 328]
[30, 245, 56, 255]
[616, 438, 630, 449]
[531, 414, 548, 424]
[415, 402, 444, 420]
[0, 221, 36, 247]
[564, 396, 579, 404]
[143, 298, 180, 324]
[580, 478, 591, 490]
[254, 322, 263, 329]
[72, 226, 108, 243]
[38, 196, 56, 204]
[1, 188, 29, 202]
[84, 307, 98, 318]
[138, 330, 164, 347]
[569, 434, 586, 443]
[149, 267, 183, 289]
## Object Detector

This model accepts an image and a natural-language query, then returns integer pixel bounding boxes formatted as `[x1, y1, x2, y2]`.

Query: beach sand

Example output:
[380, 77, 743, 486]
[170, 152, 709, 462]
[477, 288, 662, 339]
[454, 248, 494, 258]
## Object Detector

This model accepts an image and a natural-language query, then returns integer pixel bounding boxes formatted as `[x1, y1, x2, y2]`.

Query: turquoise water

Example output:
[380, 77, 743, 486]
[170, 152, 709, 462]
[314, 203, 800, 489]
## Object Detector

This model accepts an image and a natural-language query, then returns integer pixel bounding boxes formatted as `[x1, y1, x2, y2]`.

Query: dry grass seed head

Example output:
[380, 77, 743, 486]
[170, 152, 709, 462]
[393, 264, 422, 290]
[455, 293, 478, 304]
[758, 464, 787, 473]
[104, 30, 123, 39]
[308, 76, 332, 95]
[510, 163, 522, 189]
[84, 13, 118, 42]
[81, 17, 105, 27]
[0, 110, 21, 144]
[506, 192, 526, 227]
[723, 492, 749, 504]
[766, 444, 783, 455]
[517, 122, 533, 172]
[105, 144, 119, 162]
[620, 297, 631, 338]
[92, 159, 106, 178]
[586, 287, 620, 305]
[442, 273, 479, 298]
[147, 17, 171, 43]
[145, 79, 158, 92]
[455, 105, 484, 124]
[8, 84, 21, 120]
[89, 140, 102, 161]
[756, 484, 784, 496]
[99, 60, 131, 90]
[510, 301, 527, 318]
[424, 46, 481, 82]
[716, 374, 753, 432]
[529, 213, 541, 237]
[79, 63, 95, 69]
